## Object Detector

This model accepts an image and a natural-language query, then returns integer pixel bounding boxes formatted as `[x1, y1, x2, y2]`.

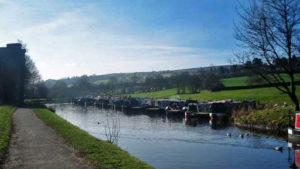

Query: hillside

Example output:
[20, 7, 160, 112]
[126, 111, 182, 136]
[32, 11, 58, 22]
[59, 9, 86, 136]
[44, 65, 244, 88]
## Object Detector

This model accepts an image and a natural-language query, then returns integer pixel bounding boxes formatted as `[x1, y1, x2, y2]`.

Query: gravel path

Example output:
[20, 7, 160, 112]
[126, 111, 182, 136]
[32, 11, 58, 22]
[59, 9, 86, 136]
[4, 108, 91, 169]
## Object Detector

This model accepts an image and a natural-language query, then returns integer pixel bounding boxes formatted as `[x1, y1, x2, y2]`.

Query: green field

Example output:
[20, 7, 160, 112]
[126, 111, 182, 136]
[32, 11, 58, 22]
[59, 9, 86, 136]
[34, 108, 153, 169]
[221, 76, 250, 87]
[130, 86, 300, 105]
[221, 74, 300, 87]
[0, 106, 16, 162]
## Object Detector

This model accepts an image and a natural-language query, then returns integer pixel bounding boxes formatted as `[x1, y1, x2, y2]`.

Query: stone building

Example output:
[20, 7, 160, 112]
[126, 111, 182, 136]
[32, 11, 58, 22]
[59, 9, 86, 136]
[0, 43, 26, 105]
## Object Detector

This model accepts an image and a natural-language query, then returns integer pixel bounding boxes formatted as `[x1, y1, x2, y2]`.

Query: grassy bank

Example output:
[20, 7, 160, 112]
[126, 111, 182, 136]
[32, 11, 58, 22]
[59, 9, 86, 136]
[34, 108, 153, 169]
[0, 105, 16, 162]
[130, 86, 300, 105]
[234, 107, 294, 132]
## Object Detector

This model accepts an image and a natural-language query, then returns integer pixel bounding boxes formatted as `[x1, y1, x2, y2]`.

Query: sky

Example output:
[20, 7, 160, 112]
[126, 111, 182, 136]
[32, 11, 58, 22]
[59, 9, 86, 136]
[0, 0, 239, 80]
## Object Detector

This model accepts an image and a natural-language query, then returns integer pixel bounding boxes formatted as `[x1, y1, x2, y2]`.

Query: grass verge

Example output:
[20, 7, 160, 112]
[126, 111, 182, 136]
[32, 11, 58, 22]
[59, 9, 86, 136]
[0, 105, 16, 163]
[34, 108, 153, 169]
[130, 86, 300, 105]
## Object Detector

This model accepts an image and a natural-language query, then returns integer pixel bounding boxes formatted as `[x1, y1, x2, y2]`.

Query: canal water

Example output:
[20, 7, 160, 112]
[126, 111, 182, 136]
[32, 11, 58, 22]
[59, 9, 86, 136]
[48, 104, 296, 169]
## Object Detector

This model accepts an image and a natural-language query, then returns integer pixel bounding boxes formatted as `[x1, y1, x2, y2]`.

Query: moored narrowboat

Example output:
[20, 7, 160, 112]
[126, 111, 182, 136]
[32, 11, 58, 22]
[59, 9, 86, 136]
[184, 103, 210, 120]
[165, 100, 185, 116]
[288, 111, 300, 143]
[145, 99, 162, 112]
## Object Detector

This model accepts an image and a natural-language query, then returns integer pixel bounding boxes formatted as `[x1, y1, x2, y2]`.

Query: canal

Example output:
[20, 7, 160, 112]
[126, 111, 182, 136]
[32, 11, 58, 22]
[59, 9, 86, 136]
[48, 103, 296, 169]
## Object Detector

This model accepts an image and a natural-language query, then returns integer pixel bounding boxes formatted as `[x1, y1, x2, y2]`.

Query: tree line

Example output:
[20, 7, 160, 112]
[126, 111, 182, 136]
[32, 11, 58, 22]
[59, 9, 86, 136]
[47, 72, 224, 98]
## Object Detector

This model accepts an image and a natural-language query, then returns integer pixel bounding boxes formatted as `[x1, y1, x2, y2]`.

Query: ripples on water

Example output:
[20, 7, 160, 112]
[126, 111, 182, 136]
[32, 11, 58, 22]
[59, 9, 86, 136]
[48, 104, 296, 169]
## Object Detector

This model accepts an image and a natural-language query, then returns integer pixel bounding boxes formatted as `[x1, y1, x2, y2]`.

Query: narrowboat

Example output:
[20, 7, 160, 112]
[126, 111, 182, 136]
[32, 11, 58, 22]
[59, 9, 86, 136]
[127, 98, 145, 111]
[209, 100, 231, 121]
[145, 99, 162, 112]
[165, 100, 185, 116]
[288, 111, 300, 143]
[184, 103, 210, 120]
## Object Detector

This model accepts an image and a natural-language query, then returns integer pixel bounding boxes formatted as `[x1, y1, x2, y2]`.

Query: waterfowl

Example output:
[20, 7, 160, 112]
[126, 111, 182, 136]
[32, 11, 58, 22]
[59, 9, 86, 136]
[274, 146, 283, 151]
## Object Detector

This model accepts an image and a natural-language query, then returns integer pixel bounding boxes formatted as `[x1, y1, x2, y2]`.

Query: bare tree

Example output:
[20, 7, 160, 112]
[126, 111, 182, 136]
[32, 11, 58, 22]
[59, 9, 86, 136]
[18, 40, 41, 87]
[108, 76, 118, 95]
[234, 0, 300, 110]
[24, 55, 41, 86]
[104, 112, 120, 144]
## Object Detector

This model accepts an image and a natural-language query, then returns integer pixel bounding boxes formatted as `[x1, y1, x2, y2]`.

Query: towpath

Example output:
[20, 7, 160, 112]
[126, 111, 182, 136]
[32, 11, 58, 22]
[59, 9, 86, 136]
[4, 108, 91, 169]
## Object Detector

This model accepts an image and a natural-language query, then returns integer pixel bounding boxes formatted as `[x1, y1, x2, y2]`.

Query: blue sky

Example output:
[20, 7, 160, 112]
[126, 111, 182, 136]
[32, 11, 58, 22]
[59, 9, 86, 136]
[0, 0, 239, 80]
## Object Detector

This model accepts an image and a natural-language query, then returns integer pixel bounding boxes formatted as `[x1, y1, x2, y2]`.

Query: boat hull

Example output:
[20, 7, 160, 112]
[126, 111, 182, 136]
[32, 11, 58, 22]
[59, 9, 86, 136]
[129, 107, 145, 111]
[209, 113, 229, 121]
[288, 128, 300, 143]
[145, 107, 162, 112]
[185, 112, 210, 120]
[166, 109, 184, 116]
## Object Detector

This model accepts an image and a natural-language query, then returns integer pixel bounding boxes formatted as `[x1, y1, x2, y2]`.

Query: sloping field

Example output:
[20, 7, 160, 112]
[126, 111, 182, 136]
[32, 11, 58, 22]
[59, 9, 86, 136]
[130, 86, 300, 105]
[221, 74, 300, 87]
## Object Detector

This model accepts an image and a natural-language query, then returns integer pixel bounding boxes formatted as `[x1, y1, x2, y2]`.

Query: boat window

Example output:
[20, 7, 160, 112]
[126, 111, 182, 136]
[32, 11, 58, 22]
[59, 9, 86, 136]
[189, 105, 198, 112]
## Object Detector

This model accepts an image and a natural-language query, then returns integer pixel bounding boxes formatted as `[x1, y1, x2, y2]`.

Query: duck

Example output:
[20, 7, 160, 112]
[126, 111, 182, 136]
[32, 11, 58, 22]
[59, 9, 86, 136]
[239, 134, 244, 138]
[226, 133, 231, 137]
[274, 146, 283, 151]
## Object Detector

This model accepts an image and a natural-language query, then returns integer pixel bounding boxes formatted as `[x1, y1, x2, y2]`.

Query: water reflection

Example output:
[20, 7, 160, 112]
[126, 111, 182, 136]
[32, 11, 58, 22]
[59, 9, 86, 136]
[287, 142, 300, 168]
[48, 104, 294, 169]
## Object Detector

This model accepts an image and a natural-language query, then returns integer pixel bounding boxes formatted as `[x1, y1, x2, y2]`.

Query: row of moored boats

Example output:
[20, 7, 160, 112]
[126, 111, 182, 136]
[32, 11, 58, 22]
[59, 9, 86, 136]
[72, 96, 256, 121]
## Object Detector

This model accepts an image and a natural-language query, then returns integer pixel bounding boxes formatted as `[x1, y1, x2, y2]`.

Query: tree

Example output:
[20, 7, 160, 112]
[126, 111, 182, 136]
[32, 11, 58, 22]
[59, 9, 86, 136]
[130, 73, 140, 84]
[173, 72, 189, 94]
[49, 80, 69, 98]
[35, 82, 49, 98]
[108, 76, 118, 95]
[74, 75, 92, 96]
[24, 55, 41, 86]
[17, 40, 42, 99]
[234, 0, 300, 110]
[187, 75, 202, 93]
[18, 40, 41, 87]
[202, 72, 223, 91]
